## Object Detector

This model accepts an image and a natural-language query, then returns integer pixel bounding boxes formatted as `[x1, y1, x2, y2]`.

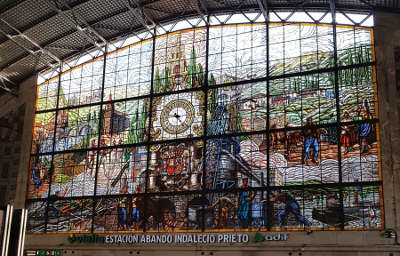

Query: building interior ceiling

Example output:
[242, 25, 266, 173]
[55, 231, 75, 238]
[0, 0, 399, 96]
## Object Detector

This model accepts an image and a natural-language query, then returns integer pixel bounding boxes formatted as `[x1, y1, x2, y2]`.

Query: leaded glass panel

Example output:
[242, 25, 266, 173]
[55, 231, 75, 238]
[29, 19, 382, 233]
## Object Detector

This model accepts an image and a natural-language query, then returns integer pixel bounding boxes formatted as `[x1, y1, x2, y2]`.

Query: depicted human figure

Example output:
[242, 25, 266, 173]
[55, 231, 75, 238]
[365, 206, 377, 227]
[163, 211, 175, 231]
[31, 162, 42, 190]
[131, 187, 141, 230]
[358, 99, 373, 154]
[270, 190, 311, 228]
[98, 138, 109, 176]
[86, 140, 97, 176]
[236, 178, 255, 228]
[129, 148, 139, 182]
[302, 117, 319, 165]
[111, 139, 118, 163]
[117, 198, 128, 230]
[209, 197, 234, 229]
[340, 111, 356, 154]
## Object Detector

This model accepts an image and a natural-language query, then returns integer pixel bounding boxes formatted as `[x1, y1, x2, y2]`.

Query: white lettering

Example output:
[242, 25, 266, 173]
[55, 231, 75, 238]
[96, 232, 261, 245]
[210, 235, 215, 243]
[167, 235, 173, 243]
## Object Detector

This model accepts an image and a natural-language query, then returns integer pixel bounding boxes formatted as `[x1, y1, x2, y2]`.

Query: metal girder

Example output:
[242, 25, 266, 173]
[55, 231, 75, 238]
[0, 74, 18, 96]
[0, 0, 93, 46]
[0, 4, 138, 72]
[193, 0, 208, 23]
[0, 18, 62, 65]
[359, 0, 374, 8]
[256, 0, 269, 20]
[0, 27, 61, 76]
[199, 0, 208, 14]
[330, 0, 336, 23]
[122, 0, 156, 34]
[50, 0, 107, 53]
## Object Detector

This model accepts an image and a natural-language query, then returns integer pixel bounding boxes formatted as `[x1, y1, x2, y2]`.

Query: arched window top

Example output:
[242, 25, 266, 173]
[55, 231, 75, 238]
[37, 10, 374, 87]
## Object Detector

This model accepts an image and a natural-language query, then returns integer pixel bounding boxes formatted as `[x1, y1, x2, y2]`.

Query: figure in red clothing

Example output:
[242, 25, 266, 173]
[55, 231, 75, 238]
[340, 111, 356, 154]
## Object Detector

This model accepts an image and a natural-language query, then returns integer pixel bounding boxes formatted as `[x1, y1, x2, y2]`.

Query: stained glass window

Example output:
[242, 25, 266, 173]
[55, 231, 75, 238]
[28, 13, 382, 234]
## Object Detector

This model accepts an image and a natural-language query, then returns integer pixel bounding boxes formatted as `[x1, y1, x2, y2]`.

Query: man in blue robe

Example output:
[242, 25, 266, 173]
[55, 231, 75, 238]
[236, 178, 255, 228]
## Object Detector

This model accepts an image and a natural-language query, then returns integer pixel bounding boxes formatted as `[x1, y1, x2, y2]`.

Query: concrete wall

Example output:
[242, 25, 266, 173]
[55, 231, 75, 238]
[374, 11, 400, 234]
[10, 10, 400, 255]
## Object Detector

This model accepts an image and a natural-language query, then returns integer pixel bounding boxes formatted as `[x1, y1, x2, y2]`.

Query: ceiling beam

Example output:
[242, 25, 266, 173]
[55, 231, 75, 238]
[0, 0, 93, 46]
[0, 18, 62, 64]
[122, 0, 156, 35]
[0, 74, 18, 96]
[50, 0, 107, 53]
[0, 1, 155, 74]
[193, 0, 208, 23]
[256, 0, 269, 21]
[0, 26, 61, 75]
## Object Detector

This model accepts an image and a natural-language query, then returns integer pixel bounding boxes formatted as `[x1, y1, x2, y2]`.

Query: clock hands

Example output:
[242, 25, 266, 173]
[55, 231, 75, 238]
[161, 99, 195, 134]
[173, 112, 181, 119]
[170, 109, 184, 124]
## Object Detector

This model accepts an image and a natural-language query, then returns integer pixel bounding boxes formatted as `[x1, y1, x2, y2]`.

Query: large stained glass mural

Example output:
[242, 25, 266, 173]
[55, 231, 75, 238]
[27, 17, 382, 234]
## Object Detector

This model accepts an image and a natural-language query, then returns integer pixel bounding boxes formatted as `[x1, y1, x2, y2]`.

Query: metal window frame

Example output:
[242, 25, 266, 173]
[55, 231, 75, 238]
[26, 6, 382, 233]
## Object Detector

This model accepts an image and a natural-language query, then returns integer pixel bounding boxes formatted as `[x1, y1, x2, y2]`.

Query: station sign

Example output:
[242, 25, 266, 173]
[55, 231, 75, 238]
[66, 232, 288, 245]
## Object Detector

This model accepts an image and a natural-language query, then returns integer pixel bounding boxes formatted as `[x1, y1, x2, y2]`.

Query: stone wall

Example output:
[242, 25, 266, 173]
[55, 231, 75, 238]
[0, 75, 37, 207]
[0, 104, 25, 205]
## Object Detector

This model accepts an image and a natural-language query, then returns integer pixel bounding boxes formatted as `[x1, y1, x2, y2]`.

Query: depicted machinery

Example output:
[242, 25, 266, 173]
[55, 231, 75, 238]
[205, 97, 261, 191]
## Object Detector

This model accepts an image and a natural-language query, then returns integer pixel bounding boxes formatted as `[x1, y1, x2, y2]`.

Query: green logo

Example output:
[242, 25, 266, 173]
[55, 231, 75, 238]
[67, 234, 105, 244]
[67, 234, 76, 243]
[252, 232, 265, 243]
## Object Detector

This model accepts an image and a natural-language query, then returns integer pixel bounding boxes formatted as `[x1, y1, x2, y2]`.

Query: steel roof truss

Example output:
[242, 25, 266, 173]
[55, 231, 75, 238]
[0, 18, 62, 65]
[50, 0, 108, 53]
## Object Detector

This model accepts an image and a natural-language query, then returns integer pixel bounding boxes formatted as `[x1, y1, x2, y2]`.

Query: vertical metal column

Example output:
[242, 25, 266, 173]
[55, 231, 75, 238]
[201, 14, 210, 231]
[330, 0, 346, 230]
[143, 28, 157, 232]
[44, 63, 63, 233]
[265, 9, 271, 231]
[91, 45, 108, 232]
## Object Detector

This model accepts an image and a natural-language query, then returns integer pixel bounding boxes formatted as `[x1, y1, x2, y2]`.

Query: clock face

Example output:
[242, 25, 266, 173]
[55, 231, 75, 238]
[160, 99, 195, 134]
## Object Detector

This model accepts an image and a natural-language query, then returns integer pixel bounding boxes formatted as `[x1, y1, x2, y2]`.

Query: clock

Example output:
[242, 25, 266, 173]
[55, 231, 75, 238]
[151, 91, 204, 140]
[160, 99, 195, 134]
